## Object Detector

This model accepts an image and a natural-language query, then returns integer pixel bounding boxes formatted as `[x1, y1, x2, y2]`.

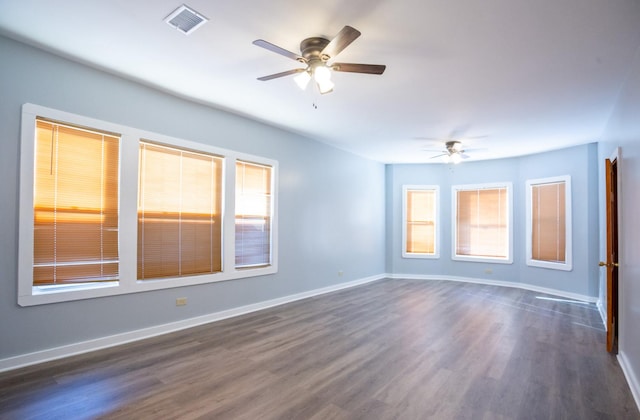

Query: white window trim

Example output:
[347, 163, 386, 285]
[525, 175, 572, 271]
[18, 103, 278, 306]
[451, 182, 513, 264]
[402, 185, 440, 259]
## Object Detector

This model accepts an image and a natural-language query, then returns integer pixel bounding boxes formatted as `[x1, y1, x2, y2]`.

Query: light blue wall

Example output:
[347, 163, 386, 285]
[0, 35, 386, 359]
[387, 143, 600, 297]
[598, 43, 640, 401]
[0, 32, 614, 366]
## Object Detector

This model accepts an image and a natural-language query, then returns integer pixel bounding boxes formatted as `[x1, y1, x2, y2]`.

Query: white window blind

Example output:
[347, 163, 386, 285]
[531, 181, 566, 262]
[137, 141, 223, 279]
[33, 118, 120, 286]
[235, 160, 272, 268]
[455, 185, 510, 260]
[526, 176, 572, 270]
[404, 188, 437, 255]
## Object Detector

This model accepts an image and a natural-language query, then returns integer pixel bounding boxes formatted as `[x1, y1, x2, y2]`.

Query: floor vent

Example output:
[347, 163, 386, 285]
[164, 4, 208, 35]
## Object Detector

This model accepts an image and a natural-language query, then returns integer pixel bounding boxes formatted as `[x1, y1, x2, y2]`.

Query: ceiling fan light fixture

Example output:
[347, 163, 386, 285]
[312, 64, 334, 94]
[313, 65, 332, 83]
[317, 79, 335, 94]
[293, 70, 311, 90]
[451, 153, 462, 164]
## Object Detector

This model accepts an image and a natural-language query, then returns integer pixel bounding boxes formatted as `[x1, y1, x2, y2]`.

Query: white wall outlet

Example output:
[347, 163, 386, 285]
[338, 270, 344, 277]
[176, 297, 187, 306]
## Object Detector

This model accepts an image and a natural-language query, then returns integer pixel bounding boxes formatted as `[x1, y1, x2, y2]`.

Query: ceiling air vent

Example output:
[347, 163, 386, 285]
[164, 4, 208, 35]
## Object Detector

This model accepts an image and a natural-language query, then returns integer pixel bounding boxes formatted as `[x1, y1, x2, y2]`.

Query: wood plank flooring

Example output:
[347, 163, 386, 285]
[0, 279, 638, 419]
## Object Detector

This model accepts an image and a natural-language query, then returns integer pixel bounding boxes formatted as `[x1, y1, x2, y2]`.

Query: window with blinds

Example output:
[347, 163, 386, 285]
[403, 186, 439, 257]
[33, 118, 120, 286]
[235, 160, 272, 268]
[526, 176, 572, 270]
[137, 141, 223, 279]
[454, 184, 512, 262]
[20, 104, 279, 306]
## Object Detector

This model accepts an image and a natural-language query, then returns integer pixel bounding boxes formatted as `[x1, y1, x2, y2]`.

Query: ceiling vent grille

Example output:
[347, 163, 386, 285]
[164, 5, 208, 35]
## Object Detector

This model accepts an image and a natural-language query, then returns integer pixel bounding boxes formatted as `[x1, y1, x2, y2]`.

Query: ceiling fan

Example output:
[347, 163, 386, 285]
[425, 141, 475, 164]
[253, 25, 386, 94]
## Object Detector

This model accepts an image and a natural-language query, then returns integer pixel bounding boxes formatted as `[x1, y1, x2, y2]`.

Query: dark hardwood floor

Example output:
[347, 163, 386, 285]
[0, 279, 638, 419]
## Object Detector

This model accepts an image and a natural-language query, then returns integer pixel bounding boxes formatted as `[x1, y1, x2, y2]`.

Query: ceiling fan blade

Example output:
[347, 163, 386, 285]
[429, 153, 448, 159]
[459, 153, 470, 159]
[257, 68, 306, 81]
[321, 26, 361, 59]
[253, 39, 305, 62]
[332, 63, 386, 75]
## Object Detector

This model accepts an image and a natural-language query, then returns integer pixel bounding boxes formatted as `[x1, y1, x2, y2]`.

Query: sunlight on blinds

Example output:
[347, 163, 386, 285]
[137, 142, 222, 279]
[532, 182, 566, 262]
[33, 119, 120, 286]
[236, 161, 272, 267]
[456, 187, 508, 258]
[406, 189, 436, 254]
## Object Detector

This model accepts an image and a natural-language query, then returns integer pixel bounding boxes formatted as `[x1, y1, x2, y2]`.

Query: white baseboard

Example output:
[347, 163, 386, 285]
[618, 351, 640, 413]
[389, 273, 598, 303]
[597, 299, 607, 330]
[0, 274, 385, 373]
[0, 274, 602, 373]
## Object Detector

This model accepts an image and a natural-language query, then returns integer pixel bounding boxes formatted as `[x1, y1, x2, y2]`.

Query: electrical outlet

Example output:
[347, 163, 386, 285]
[176, 297, 187, 306]
[338, 270, 344, 277]
[484, 268, 493, 275]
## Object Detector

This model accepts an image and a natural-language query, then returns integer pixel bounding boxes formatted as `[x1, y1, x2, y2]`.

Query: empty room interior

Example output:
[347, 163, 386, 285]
[1, 1, 640, 418]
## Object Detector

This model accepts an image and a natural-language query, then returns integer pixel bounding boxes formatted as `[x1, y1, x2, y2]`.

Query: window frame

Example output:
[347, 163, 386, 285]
[525, 175, 572, 271]
[402, 185, 440, 259]
[235, 160, 274, 268]
[31, 118, 121, 287]
[136, 140, 226, 280]
[18, 103, 278, 306]
[451, 182, 513, 264]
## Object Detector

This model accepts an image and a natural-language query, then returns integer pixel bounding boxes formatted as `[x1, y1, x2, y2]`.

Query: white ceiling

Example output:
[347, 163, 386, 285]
[1, 0, 640, 163]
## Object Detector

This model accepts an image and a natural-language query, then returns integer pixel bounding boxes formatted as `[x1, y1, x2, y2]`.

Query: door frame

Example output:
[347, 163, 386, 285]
[604, 148, 620, 353]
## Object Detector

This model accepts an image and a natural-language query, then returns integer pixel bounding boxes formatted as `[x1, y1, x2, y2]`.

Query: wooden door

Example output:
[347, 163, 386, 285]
[603, 158, 619, 353]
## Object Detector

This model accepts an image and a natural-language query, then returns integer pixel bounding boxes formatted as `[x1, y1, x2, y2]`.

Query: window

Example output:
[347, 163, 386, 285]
[138, 142, 223, 279]
[235, 161, 273, 268]
[452, 183, 513, 263]
[526, 176, 572, 270]
[32, 118, 120, 287]
[402, 185, 439, 258]
[19, 103, 278, 306]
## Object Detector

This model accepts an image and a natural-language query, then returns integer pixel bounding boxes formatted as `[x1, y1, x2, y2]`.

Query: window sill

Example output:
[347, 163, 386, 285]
[402, 252, 440, 259]
[452, 255, 513, 265]
[526, 260, 573, 271]
[19, 265, 277, 307]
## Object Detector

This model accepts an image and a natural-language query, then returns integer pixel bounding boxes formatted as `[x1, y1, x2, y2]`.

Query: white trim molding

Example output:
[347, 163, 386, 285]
[388, 273, 598, 303]
[618, 352, 640, 413]
[0, 274, 604, 373]
[525, 175, 573, 271]
[597, 299, 607, 330]
[451, 182, 514, 264]
[402, 185, 440, 259]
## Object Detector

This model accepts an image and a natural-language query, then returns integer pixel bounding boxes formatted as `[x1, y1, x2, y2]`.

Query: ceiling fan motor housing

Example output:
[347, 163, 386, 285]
[446, 141, 463, 153]
[300, 37, 331, 61]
